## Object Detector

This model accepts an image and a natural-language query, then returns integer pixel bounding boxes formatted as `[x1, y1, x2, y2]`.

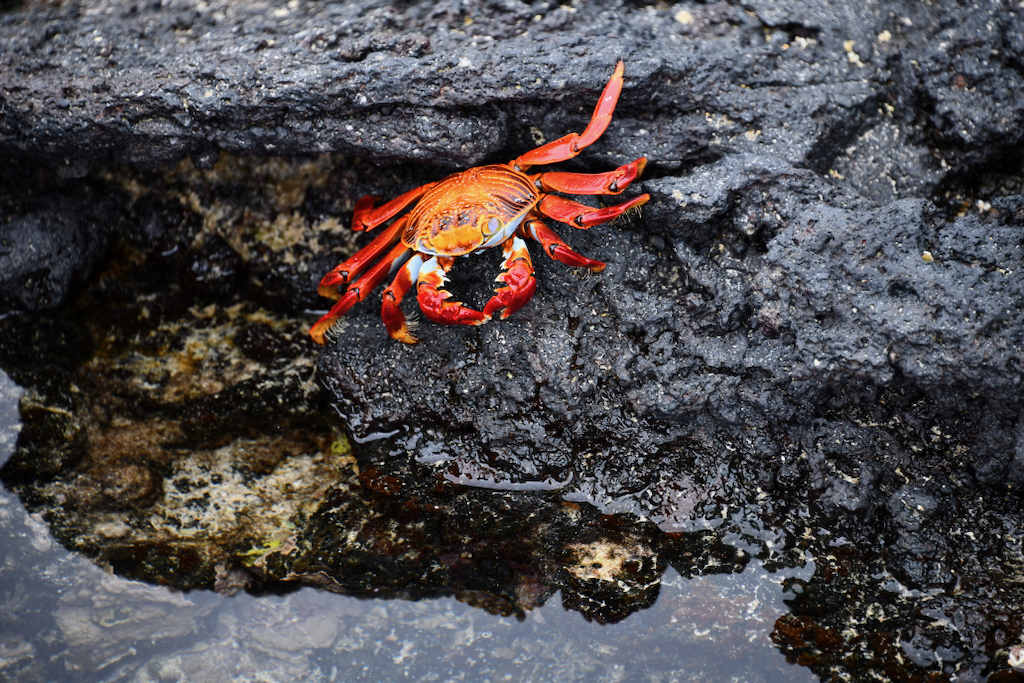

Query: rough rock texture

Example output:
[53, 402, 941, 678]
[1, 0, 1024, 681]
[0, 186, 116, 311]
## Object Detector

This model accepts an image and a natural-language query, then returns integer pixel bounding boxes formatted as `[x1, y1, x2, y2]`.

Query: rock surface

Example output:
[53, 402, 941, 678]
[1, 0, 1023, 681]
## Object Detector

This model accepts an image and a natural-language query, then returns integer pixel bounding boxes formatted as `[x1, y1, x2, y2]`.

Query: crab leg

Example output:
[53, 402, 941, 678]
[381, 254, 424, 344]
[538, 193, 649, 228]
[351, 183, 437, 232]
[317, 216, 409, 299]
[512, 61, 626, 171]
[520, 218, 605, 272]
[416, 256, 489, 326]
[483, 236, 537, 320]
[533, 157, 647, 195]
[310, 242, 411, 344]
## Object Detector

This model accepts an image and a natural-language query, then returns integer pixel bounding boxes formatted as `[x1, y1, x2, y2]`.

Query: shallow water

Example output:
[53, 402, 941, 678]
[0, 363, 813, 682]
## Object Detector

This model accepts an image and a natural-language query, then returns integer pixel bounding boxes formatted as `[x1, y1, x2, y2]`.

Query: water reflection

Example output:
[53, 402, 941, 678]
[2, 521, 813, 683]
[0, 366, 813, 682]
[130, 562, 811, 683]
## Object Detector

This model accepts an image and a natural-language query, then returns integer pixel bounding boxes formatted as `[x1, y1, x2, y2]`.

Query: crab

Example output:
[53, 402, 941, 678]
[310, 61, 650, 345]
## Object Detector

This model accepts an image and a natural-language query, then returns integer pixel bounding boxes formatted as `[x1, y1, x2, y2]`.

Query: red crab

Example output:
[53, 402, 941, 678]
[310, 61, 650, 344]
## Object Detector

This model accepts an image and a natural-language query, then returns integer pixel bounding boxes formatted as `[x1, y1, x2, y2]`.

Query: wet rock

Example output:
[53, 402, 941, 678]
[130, 638, 313, 683]
[1010, 421, 1024, 487]
[233, 321, 296, 364]
[889, 528, 958, 590]
[0, 191, 113, 313]
[562, 527, 664, 624]
[178, 234, 246, 296]
[0, 369, 86, 484]
[317, 193, 1023, 508]
[887, 485, 944, 533]
[0, 214, 342, 586]
[802, 422, 903, 519]
[886, 4, 1024, 175]
[760, 199, 1023, 403]
[0, 0, 1013, 194]
[644, 154, 861, 250]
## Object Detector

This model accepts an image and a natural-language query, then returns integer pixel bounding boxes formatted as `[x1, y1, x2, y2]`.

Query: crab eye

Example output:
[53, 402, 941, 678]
[486, 217, 501, 235]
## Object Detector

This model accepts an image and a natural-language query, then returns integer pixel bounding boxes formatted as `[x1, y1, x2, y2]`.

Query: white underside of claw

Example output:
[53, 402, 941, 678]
[398, 253, 424, 282]
[418, 255, 448, 288]
[496, 236, 530, 280]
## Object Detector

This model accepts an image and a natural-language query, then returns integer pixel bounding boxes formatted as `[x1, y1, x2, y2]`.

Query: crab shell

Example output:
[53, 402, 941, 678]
[403, 165, 538, 256]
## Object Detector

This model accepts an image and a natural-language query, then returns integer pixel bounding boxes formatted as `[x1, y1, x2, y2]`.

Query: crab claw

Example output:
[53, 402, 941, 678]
[483, 236, 536, 320]
[416, 256, 489, 326]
